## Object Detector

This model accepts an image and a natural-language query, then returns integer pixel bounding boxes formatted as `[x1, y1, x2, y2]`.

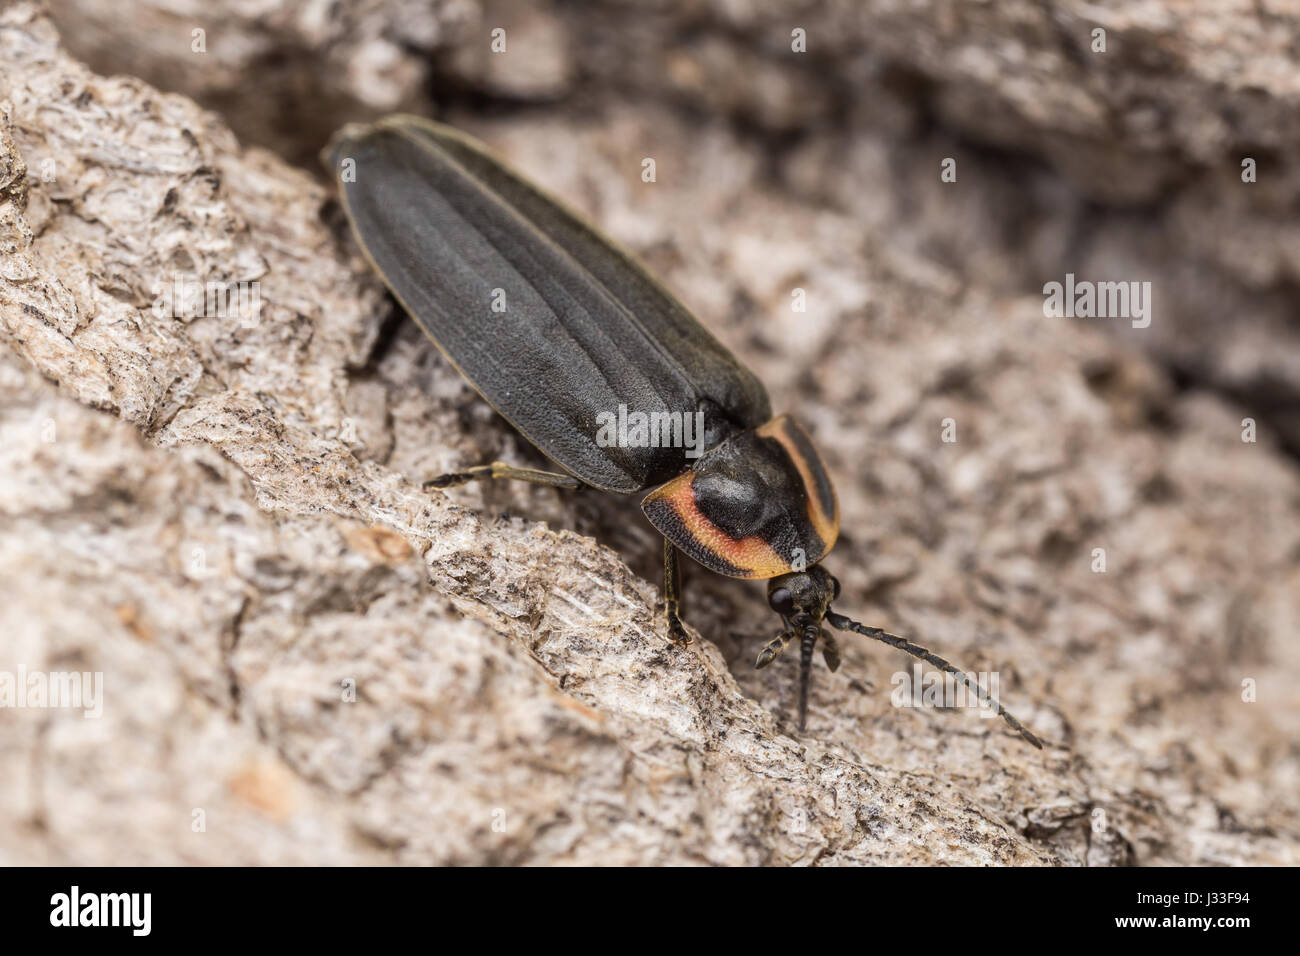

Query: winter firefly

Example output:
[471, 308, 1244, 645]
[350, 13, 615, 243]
[324, 115, 1043, 747]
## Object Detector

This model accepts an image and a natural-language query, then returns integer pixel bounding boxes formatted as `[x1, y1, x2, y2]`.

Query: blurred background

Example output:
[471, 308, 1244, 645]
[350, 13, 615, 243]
[47, 0, 1300, 456]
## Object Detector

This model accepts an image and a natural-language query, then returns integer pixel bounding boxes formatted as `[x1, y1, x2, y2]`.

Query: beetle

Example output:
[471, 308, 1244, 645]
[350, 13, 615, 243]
[324, 115, 1043, 747]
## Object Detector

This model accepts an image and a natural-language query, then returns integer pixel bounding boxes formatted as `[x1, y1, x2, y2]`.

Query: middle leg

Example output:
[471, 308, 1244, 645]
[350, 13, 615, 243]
[663, 539, 689, 644]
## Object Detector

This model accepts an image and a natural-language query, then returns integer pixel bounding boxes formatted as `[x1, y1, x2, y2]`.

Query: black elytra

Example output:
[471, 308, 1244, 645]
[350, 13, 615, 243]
[325, 115, 1044, 747]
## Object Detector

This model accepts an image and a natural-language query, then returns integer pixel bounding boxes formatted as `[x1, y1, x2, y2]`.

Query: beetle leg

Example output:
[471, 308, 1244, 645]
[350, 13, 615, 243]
[755, 632, 793, 669]
[821, 630, 842, 672]
[663, 540, 689, 644]
[423, 461, 582, 490]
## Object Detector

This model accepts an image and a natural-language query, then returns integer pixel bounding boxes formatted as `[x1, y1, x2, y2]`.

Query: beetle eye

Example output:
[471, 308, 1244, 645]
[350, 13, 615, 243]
[768, 587, 794, 615]
[830, 576, 841, 600]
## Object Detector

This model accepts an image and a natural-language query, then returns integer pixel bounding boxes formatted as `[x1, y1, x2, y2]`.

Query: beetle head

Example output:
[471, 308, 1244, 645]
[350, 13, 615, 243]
[759, 564, 841, 731]
[759, 566, 1046, 748]
[765, 564, 840, 627]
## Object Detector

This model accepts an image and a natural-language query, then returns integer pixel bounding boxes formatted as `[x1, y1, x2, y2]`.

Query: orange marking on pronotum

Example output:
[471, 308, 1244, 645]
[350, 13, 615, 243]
[756, 416, 840, 552]
[643, 473, 794, 579]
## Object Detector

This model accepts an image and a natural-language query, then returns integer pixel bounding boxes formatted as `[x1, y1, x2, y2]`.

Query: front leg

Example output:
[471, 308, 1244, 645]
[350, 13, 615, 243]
[663, 539, 689, 644]
[755, 631, 794, 669]
[423, 460, 582, 490]
[820, 630, 842, 672]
